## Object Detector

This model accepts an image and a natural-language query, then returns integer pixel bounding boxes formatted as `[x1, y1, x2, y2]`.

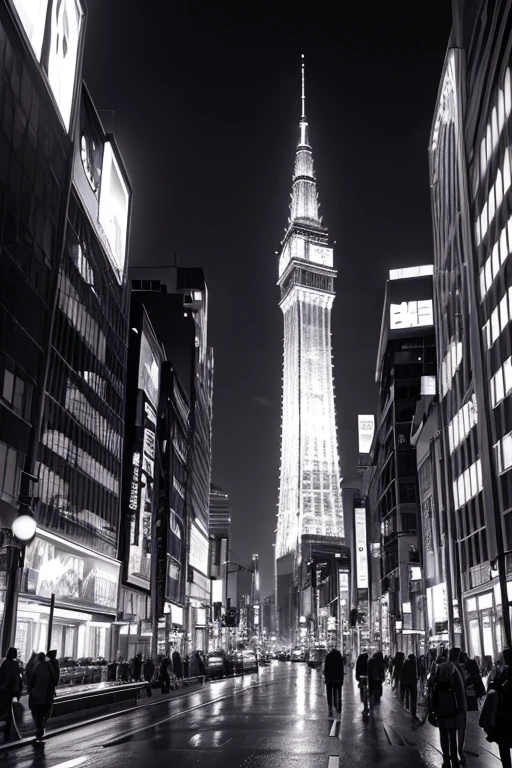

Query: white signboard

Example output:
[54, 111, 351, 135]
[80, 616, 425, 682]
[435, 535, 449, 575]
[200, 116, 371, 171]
[390, 300, 434, 329]
[309, 243, 333, 268]
[98, 142, 130, 279]
[358, 415, 375, 454]
[355, 507, 369, 589]
[189, 523, 209, 576]
[47, 0, 83, 130]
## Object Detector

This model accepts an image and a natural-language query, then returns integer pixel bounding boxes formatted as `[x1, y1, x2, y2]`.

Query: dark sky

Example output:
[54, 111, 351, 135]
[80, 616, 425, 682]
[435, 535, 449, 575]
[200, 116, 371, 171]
[82, 5, 452, 597]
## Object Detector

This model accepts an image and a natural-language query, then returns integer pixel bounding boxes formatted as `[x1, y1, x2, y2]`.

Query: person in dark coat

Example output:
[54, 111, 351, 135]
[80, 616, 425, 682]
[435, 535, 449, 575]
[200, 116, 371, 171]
[464, 658, 485, 711]
[143, 657, 154, 697]
[46, 649, 60, 693]
[324, 646, 344, 716]
[355, 651, 369, 705]
[369, 651, 386, 702]
[160, 656, 170, 694]
[401, 653, 419, 722]
[393, 651, 405, 701]
[28, 653, 55, 740]
[480, 648, 512, 768]
[24, 651, 38, 693]
[429, 650, 467, 768]
[0, 647, 22, 741]
[172, 650, 183, 681]
[132, 653, 143, 682]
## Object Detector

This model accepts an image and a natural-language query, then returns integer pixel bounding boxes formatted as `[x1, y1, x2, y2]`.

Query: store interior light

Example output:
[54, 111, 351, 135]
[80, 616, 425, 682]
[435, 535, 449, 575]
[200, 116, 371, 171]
[12, 513, 37, 542]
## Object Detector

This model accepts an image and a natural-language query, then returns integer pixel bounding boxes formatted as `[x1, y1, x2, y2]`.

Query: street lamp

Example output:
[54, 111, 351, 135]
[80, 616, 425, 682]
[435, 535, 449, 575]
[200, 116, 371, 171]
[12, 512, 37, 542]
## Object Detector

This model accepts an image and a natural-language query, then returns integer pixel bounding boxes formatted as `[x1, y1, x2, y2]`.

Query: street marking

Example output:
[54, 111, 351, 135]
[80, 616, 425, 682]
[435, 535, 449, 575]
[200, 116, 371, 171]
[329, 720, 337, 737]
[49, 758, 89, 768]
[327, 756, 339, 768]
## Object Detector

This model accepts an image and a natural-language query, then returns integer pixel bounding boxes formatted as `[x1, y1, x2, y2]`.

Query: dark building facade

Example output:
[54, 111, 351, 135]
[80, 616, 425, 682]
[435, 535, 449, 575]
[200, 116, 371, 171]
[130, 268, 213, 653]
[0, 0, 87, 651]
[368, 270, 435, 656]
[429, 0, 512, 655]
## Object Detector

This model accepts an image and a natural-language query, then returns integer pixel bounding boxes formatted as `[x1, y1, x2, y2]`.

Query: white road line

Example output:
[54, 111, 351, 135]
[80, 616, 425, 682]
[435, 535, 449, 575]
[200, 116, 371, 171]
[329, 720, 337, 737]
[327, 756, 339, 768]
[49, 758, 89, 768]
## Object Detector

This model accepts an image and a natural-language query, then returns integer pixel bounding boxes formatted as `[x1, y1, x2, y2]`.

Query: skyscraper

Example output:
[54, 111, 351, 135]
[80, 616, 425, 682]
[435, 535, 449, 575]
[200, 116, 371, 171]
[275, 59, 344, 641]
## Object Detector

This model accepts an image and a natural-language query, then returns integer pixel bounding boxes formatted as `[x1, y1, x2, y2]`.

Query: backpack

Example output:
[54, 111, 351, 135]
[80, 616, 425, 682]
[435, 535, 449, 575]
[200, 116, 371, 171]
[432, 671, 459, 719]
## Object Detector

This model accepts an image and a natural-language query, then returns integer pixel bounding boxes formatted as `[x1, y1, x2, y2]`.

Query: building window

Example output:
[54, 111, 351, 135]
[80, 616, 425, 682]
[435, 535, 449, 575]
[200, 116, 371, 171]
[0, 441, 21, 505]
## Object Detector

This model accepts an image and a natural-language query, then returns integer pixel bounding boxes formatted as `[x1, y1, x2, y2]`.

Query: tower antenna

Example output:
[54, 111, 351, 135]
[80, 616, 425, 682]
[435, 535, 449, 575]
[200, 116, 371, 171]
[301, 54, 306, 119]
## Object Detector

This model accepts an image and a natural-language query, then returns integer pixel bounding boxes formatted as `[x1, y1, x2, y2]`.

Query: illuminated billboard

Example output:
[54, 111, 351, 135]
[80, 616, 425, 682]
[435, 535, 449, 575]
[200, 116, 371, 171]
[98, 142, 130, 279]
[358, 415, 375, 454]
[390, 300, 433, 329]
[127, 329, 161, 589]
[189, 522, 209, 576]
[354, 507, 369, 590]
[11, 0, 83, 131]
[73, 89, 130, 284]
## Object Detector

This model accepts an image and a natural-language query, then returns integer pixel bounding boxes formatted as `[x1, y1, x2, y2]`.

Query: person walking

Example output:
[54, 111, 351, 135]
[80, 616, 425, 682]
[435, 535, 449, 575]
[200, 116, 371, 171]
[132, 653, 143, 682]
[159, 656, 170, 694]
[479, 648, 512, 768]
[172, 650, 183, 687]
[368, 651, 386, 703]
[24, 651, 38, 693]
[393, 651, 405, 702]
[464, 657, 485, 712]
[429, 649, 467, 768]
[143, 657, 154, 697]
[401, 653, 419, 722]
[0, 647, 22, 741]
[28, 653, 56, 740]
[324, 645, 344, 717]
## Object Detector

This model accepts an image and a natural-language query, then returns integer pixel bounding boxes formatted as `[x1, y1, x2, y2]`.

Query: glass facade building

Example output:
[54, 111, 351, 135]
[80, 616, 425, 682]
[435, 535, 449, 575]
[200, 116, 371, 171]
[429, 0, 512, 656]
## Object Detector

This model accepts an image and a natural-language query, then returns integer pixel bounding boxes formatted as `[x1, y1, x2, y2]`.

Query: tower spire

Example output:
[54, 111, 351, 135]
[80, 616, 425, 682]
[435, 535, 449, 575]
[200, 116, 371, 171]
[290, 55, 320, 224]
[301, 53, 306, 119]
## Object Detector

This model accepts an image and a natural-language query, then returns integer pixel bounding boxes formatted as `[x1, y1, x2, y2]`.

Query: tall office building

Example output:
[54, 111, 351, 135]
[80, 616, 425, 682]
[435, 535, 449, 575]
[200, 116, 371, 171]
[429, 0, 512, 654]
[209, 483, 231, 540]
[1, 2, 133, 660]
[275, 60, 344, 642]
[130, 268, 214, 653]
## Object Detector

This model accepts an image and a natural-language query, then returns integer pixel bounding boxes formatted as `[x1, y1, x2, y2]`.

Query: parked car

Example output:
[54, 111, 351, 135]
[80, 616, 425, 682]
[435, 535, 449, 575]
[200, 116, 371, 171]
[277, 650, 290, 661]
[205, 651, 232, 680]
[239, 649, 258, 673]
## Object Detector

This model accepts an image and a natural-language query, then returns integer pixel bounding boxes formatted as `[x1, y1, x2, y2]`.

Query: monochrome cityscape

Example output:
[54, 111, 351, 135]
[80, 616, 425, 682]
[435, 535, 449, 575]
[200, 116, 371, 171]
[0, 2, 511, 768]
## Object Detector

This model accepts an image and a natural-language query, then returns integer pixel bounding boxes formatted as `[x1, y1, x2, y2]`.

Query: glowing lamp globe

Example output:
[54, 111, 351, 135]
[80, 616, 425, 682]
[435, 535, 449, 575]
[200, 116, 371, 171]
[12, 513, 37, 541]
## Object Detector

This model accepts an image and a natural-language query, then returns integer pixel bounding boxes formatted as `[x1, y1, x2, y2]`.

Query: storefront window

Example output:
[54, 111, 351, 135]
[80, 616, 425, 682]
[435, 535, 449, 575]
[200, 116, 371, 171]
[468, 617, 481, 659]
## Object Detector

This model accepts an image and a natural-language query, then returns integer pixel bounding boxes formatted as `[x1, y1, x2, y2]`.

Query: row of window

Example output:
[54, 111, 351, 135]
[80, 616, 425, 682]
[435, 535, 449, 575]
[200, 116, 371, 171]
[448, 394, 478, 454]
[1, 364, 32, 422]
[453, 459, 483, 510]
[495, 429, 512, 476]
[475, 148, 512, 247]
[482, 285, 512, 349]
[42, 429, 119, 495]
[440, 339, 463, 398]
[474, 68, 512, 197]
[479, 212, 511, 300]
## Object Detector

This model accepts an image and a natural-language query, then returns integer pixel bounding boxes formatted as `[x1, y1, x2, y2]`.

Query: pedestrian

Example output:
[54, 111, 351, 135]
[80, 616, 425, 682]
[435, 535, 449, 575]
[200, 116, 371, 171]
[0, 647, 22, 741]
[401, 653, 419, 723]
[393, 651, 405, 702]
[368, 651, 385, 703]
[159, 656, 170, 694]
[46, 649, 60, 691]
[429, 647, 467, 768]
[464, 657, 485, 711]
[132, 653, 143, 682]
[172, 650, 183, 686]
[479, 647, 512, 768]
[355, 649, 369, 707]
[324, 644, 344, 717]
[143, 657, 154, 697]
[24, 651, 38, 693]
[28, 653, 55, 740]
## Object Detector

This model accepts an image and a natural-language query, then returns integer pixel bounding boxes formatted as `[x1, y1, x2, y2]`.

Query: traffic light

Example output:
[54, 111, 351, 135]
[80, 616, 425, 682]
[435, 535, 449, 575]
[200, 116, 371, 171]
[350, 608, 358, 627]
[307, 559, 317, 589]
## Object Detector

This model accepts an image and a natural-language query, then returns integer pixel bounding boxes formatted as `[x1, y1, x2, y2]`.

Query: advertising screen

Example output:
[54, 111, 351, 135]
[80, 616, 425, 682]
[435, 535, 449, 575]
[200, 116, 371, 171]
[98, 142, 130, 280]
[358, 415, 375, 454]
[11, 0, 48, 59]
[22, 529, 120, 612]
[189, 523, 209, 576]
[47, 0, 83, 130]
[390, 300, 433, 329]
[354, 507, 369, 590]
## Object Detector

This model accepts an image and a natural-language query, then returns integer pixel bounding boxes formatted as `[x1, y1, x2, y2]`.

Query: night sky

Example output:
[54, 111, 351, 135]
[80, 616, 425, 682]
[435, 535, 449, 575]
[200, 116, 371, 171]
[83, 5, 452, 597]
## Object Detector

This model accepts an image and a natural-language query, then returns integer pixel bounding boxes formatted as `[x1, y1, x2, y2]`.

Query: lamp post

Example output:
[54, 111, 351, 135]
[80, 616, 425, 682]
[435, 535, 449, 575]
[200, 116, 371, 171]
[1, 479, 37, 657]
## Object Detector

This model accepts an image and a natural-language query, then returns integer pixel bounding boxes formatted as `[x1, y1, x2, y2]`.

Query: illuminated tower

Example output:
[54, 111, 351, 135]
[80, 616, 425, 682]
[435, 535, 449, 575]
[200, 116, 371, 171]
[276, 58, 344, 569]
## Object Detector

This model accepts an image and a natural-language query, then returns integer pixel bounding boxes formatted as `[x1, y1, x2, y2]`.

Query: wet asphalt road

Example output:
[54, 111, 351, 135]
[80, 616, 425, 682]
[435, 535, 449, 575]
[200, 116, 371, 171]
[2, 663, 503, 768]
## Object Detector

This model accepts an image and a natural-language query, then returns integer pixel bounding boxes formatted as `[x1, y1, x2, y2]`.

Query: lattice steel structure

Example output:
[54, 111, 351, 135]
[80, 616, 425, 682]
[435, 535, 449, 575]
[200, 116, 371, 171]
[276, 59, 344, 564]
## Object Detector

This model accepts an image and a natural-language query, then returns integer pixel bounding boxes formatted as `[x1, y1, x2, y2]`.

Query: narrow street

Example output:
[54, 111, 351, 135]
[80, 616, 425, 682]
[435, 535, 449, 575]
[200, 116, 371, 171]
[2, 664, 502, 768]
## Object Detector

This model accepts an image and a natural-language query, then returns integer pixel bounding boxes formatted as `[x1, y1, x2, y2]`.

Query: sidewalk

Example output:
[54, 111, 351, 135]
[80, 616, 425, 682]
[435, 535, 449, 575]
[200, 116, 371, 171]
[388, 678, 502, 764]
[6, 677, 205, 742]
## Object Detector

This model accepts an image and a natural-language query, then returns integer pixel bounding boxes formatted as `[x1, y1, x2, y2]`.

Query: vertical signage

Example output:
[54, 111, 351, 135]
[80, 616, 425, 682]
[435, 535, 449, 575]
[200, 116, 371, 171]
[358, 415, 375, 454]
[354, 507, 369, 589]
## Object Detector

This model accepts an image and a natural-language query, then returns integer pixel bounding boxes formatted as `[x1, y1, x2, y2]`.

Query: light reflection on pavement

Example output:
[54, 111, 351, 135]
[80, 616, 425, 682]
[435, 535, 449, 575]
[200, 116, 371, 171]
[1, 663, 503, 768]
